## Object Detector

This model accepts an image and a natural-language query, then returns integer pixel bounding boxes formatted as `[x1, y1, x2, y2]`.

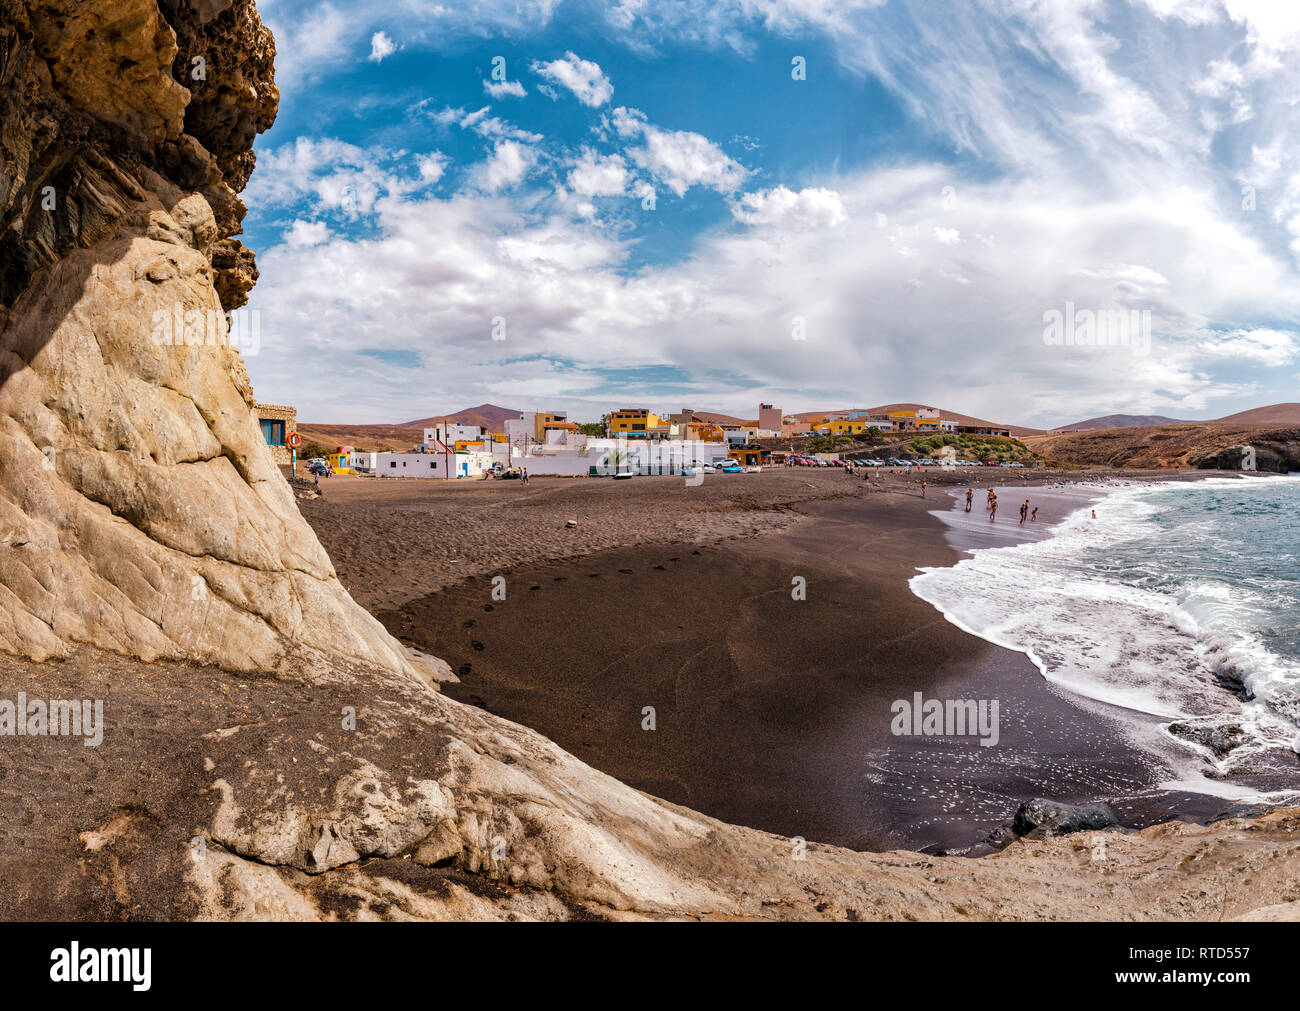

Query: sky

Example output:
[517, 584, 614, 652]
[240, 0, 1300, 428]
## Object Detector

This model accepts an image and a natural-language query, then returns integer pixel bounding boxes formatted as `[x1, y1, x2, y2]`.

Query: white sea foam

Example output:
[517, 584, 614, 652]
[911, 476, 1300, 798]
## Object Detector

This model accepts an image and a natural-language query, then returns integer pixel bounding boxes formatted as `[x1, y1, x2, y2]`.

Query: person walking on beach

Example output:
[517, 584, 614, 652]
[986, 488, 995, 509]
[1019, 500, 1029, 524]
[990, 495, 998, 520]
[1031, 506, 1038, 521]
[965, 487, 973, 512]
[522, 466, 529, 484]
[1091, 509, 1096, 519]
[921, 479, 926, 498]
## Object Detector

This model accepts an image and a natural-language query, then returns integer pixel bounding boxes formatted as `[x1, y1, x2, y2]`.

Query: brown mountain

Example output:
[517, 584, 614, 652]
[398, 403, 520, 430]
[783, 403, 1039, 437]
[1024, 422, 1300, 471]
[1055, 414, 1188, 432]
[1214, 403, 1300, 426]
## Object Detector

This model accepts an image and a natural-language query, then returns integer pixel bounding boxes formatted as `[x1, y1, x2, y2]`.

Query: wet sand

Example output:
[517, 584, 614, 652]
[302, 467, 1241, 853]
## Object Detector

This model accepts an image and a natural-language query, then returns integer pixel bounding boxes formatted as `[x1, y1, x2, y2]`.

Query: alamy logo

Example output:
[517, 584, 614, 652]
[1043, 302, 1151, 357]
[890, 691, 999, 747]
[0, 693, 103, 746]
[151, 304, 260, 356]
[50, 943, 151, 991]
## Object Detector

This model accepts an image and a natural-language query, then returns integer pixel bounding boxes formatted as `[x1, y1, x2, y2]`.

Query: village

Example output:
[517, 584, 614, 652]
[251, 402, 1027, 479]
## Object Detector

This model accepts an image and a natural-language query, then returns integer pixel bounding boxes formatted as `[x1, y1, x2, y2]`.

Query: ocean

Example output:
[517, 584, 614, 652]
[912, 476, 1300, 805]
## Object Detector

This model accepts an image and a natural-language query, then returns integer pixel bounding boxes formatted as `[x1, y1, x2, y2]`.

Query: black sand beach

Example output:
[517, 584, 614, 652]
[315, 470, 1240, 853]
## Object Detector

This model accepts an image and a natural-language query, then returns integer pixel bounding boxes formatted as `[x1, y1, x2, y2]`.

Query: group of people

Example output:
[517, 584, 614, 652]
[963, 486, 1037, 524]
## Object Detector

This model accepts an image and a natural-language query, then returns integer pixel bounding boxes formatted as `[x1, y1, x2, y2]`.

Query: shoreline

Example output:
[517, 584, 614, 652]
[300, 467, 1258, 853]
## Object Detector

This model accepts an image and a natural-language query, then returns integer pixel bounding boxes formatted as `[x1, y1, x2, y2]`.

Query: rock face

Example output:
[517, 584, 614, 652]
[0, 0, 443, 683]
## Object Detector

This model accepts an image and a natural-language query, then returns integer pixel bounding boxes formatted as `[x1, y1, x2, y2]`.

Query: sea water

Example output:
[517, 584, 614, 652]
[911, 476, 1300, 800]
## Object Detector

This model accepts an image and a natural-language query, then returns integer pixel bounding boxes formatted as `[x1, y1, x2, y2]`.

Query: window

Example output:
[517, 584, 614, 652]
[259, 419, 285, 446]
[390, 462, 397, 468]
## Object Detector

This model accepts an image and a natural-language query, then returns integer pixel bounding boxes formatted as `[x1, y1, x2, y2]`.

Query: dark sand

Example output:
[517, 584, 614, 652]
[302, 467, 1243, 853]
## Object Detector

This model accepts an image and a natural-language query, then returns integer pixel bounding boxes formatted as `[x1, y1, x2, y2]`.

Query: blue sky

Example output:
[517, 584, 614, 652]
[243, 0, 1300, 427]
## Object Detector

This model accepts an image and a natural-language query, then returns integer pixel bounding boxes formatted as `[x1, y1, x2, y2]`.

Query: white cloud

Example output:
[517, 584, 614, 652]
[283, 220, 331, 248]
[476, 140, 538, 192]
[368, 31, 396, 63]
[611, 107, 748, 196]
[483, 79, 527, 99]
[566, 149, 630, 198]
[531, 52, 614, 107]
[246, 161, 1300, 426]
[1196, 327, 1298, 365]
[731, 186, 847, 228]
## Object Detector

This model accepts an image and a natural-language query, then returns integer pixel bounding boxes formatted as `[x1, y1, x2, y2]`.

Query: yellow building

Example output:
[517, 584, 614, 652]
[818, 419, 867, 436]
[608, 408, 668, 438]
[327, 449, 357, 474]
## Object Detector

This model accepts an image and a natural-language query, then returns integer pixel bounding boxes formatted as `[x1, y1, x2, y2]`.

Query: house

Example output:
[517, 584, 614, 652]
[253, 402, 297, 465]
[817, 419, 867, 436]
[728, 444, 770, 466]
[376, 449, 492, 478]
[758, 402, 782, 431]
[504, 411, 571, 447]
[958, 424, 1011, 437]
[608, 408, 669, 439]
[424, 422, 482, 447]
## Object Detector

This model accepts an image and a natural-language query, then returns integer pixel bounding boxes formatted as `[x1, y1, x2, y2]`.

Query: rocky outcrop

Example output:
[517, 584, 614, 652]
[0, 0, 450, 684]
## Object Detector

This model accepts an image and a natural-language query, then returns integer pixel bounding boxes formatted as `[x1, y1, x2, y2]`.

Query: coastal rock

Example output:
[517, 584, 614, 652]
[1167, 722, 1245, 759]
[1012, 799, 1123, 838]
[0, 0, 425, 680]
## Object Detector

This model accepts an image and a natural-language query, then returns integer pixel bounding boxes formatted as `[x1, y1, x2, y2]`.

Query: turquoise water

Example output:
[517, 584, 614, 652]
[913, 476, 1300, 798]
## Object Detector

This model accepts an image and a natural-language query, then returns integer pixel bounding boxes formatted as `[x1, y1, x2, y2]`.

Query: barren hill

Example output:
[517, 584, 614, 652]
[398, 403, 519, 430]
[1024, 422, 1300, 471]
[1055, 413, 1188, 431]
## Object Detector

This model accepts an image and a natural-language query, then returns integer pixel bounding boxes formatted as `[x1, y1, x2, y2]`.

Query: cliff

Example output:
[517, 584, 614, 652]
[0, 0, 1296, 922]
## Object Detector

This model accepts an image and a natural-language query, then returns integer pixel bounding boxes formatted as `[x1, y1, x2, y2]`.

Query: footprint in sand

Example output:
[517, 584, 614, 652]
[553, 576, 566, 582]
[458, 663, 472, 677]
[530, 585, 540, 591]
[471, 641, 485, 651]
[618, 568, 634, 574]
[483, 604, 494, 612]
[463, 619, 475, 629]
[653, 565, 666, 570]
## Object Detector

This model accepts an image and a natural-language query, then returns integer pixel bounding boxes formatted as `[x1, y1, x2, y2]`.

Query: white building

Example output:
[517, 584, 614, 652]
[376, 449, 492, 478]
[424, 423, 482, 448]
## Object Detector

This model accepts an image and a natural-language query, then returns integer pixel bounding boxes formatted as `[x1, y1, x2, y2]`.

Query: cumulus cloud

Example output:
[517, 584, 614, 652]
[611, 107, 748, 196]
[731, 186, 847, 228]
[475, 140, 538, 192]
[368, 31, 396, 62]
[246, 162, 1300, 425]
[283, 220, 331, 248]
[566, 149, 630, 198]
[531, 52, 614, 107]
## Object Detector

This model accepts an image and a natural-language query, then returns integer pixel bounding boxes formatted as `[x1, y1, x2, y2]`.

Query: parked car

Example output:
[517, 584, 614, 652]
[306, 459, 330, 477]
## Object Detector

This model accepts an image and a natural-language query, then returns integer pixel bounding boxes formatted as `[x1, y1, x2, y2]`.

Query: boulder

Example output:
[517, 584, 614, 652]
[1012, 798, 1123, 838]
